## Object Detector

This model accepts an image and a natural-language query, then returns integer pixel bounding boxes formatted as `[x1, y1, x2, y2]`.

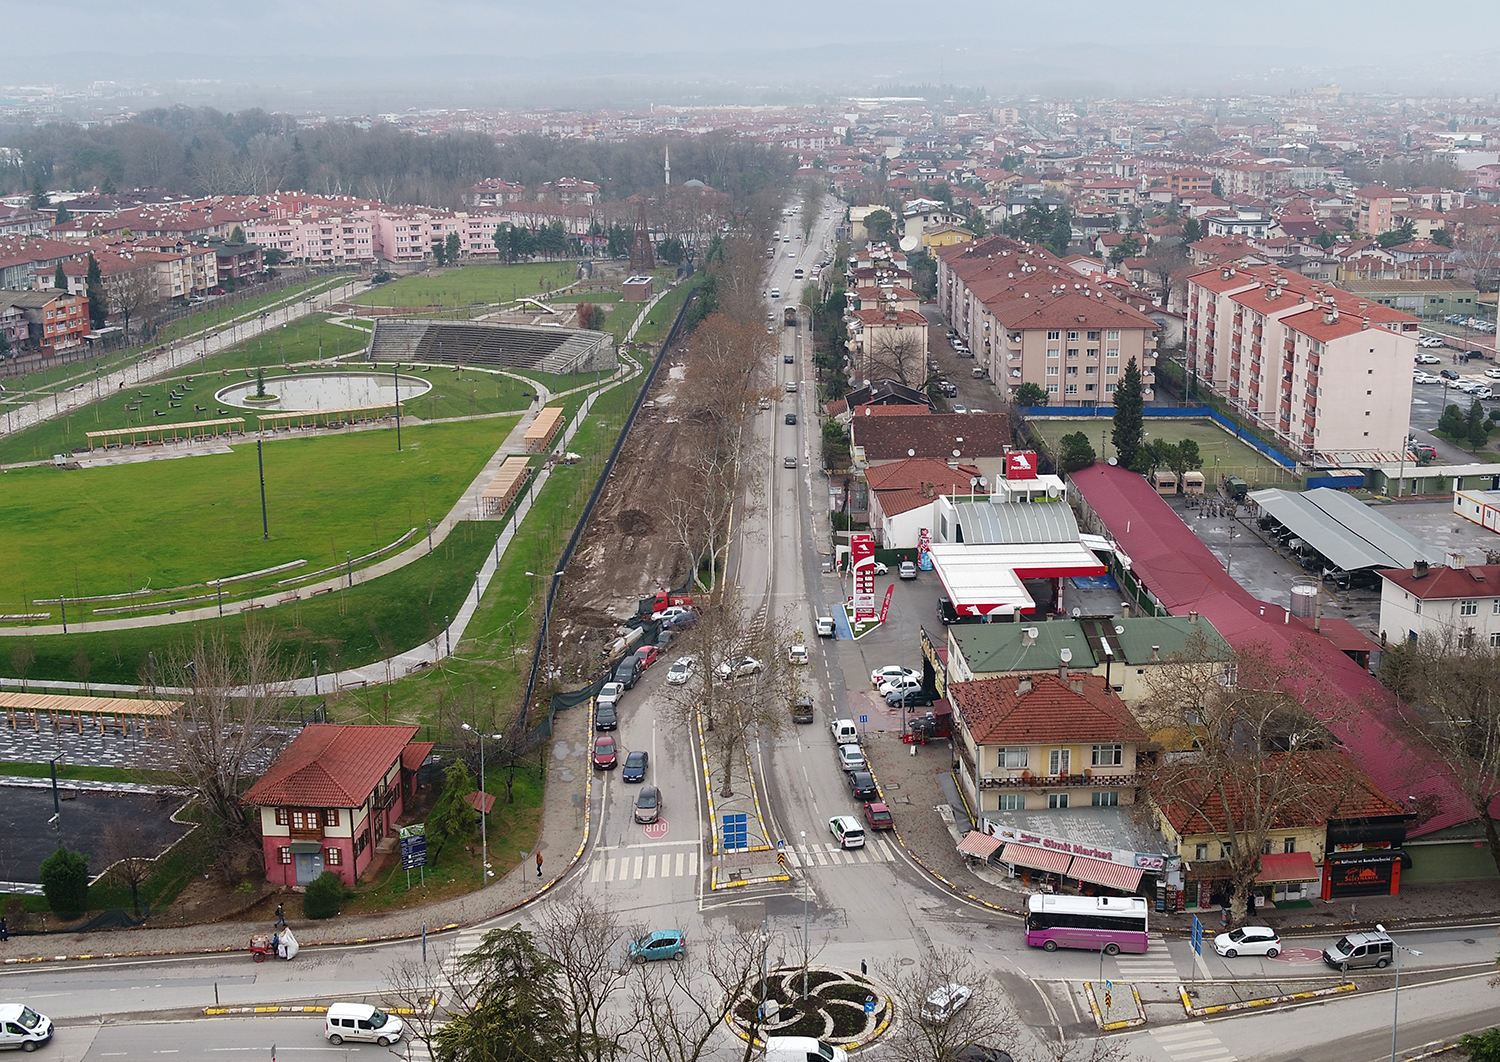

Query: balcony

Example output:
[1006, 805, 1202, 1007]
[977, 771, 1144, 790]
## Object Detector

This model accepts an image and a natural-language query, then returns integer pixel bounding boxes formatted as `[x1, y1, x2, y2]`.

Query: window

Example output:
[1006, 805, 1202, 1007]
[1106, 347, 1119, 358]
[1047, 383, 1059, 394]
[1046, 365, 1059, 376]
[1087, 348, 1099, 360]
[1087, 330, 1101, 341]
[1066, 366, 1079, 376]
[324, 847, 342, 866]
[997, 793, 1025, 810]
[1459, 629, 1476, 650]
[1047, 330, 1060, 340]
[278, 846, 292, 865]
[323, 808, 340, 827]
[1048, 793, 1070, 809]
[1091, 744, 1123, 767]
[996, 747, 1028, 769]
[1107, 329, 1120, 340]
[1091, 791, 1119, 807]
[1047, 347, 1060, 358]
[1067, 347, 1079, 360]
[1085, 366, 1097, 375]
[1284, 837, 1297, 854]
[1195, 843, 1209, 861]
[290, 809, 319, 831]
[1461, 599, 1478, 616]
[1221, 842, 1233, 860]
[1049, 749, 1071, 776]
[1106, 364, 1119, 376]
[1492, 600, 1500, 614]
[1068, 331, 1079, 341]
[1105, 383, 1117, 394]
[1491, 632, 1500, 649]
[1065, 384, 1078, 395]
[275, 808, 289, 826]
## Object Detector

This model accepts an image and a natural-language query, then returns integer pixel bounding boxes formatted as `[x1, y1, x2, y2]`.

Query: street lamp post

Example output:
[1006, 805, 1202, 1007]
[461, 724, 502, 885]
[1377, 923, 1422, 1062]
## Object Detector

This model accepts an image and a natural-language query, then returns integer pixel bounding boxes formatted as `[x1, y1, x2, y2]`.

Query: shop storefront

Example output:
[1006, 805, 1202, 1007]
[986, 821, 1169, 899]
[1256, 852, 1321, 904]
[1323, 819, 1407, 898]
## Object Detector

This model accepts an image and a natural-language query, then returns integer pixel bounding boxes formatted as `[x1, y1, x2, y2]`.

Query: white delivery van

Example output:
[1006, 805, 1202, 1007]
[325, 1002, 405, 1046]
[0, 1004, 53, 1051]
[829, 718, 858, 744]
[764, 1036, 849, 1062]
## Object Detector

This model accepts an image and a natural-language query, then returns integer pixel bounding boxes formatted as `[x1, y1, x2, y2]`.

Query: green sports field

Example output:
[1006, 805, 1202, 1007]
[0, 418, 516, 619]
[1026, 417, 1300, 487]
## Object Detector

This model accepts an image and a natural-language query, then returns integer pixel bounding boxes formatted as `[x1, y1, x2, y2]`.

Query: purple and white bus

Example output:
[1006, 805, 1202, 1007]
[1025, 894, 1150, 955]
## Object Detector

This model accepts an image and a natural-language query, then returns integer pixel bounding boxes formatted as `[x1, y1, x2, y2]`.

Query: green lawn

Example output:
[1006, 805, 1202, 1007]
[368, 363, 537, 420]
[3, 522, 498, 685]
[0, 420, 512, 619]
[1026, 417, 1301, 487]
[156, 274, 354, 345]
[352, 264, 586, 310]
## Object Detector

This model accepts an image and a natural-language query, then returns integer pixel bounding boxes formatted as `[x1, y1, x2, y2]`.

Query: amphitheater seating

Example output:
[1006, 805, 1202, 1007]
[368, 319, 610, 375]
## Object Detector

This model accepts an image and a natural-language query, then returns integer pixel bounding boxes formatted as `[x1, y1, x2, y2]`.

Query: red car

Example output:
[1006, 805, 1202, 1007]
[633, 645, 659, 670]
[863, 802, 894, 830]
[592, 735, 617, 769]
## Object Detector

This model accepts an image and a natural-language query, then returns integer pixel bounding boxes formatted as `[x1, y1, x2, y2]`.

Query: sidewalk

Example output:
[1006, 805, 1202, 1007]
[0, 692, 594, 964]
[864, 730, 1500, 933]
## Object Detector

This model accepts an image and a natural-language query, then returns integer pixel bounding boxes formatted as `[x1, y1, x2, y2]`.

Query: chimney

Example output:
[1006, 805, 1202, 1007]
[1017, 676, 1033, 695]
[1189, 610, 1199, 623]
[1323, 309, 1338, 325]
[1449, 551, 1465, 571]
[1070, 678, 1085, 694]
[1412, 559, 1429, 579]
[1150, 645, 1161, 662]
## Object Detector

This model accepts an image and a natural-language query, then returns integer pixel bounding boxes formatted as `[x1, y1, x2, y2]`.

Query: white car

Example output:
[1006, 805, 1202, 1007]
[1413, 371, 1438, 384]
[666, 657, 695, 685]
[1484, 367, 1500, 380]
[1418, 337, 1445, 349]
[837, 744, 866, 771]
[879, 675, 923, 698]
[715, 656, 763, 680]
[597, 682, 625, 710]
[1457, 381, 1481, 394]
[1213, 926, 1282, 958]
[871, 665, 919, 688]
[770, 288, 781, 299]
[1415, 352, 1442, 364]
[788, 643, 809, 664]
[653, 604, 692, 623]
[899, 560, 917, 579]
[870, 560, 889, 575]
[920, 983, 973, 1023]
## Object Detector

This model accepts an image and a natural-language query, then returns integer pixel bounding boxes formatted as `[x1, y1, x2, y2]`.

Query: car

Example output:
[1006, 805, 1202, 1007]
[595, 704, 618, 731]
[1486, 368, 1500, 380]
[785, 412, 797, 425]
[787, 250, 796, 257]
[784, 352, 794, 363]
[784, 455, 797, 468]
[886, 687, 936, 708]
[871, 561, 889, 575]
[325, 1002, 404, 1046]
[633, 784, 662, 823]
[633, 645, 660, 670]
[848, 769, 879, 801]
[863, 801, 894, 830]
[1413, 371, 1438, 384]
[1458, 381, 1481, 394]
[655, 629, 674, 650]
[788, 643, 809, 664]
[785, 381, 798, 393]
[0, 1005, 52, 1051]
[951, 403, 967, 413]
[613, 659, 642, 689]
[899, 560, 917, 579]
[622, 749, 649, 782]
[653, 604, 692, 623]
[759, 397, 772, 409]
[968, 408, 987, 415]
[770, 288, 781, 299]
[1419, 339, 1445, 350]
[715, 655, 763, 680]
[838, 744, 867, 772]
[871, 665, 919, 688]
[954, 1047, 1015, 1062]
[783, 236, 791, 242]
[791, 695, 815, 723]
[879, 675, 923, 698]
[829, 814, 866, 849]
[666, 657, 695, 685]
[597, 681, 625, 710]
[1440, 369, 1461, 381]
[920, 983, 973, 1023]
[1213, 925, 1282, 957]
[629, 929, 686, 963]
[592, 735, 617, 769]
[208, 286, 225, 295]
[662, 610, 698, 631]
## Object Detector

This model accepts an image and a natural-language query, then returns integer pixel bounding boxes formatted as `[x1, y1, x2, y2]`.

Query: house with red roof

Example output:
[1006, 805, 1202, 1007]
[865, 457, 981, 548]
[244, 724, 434, 887]
[1378, 561, 1500, 647]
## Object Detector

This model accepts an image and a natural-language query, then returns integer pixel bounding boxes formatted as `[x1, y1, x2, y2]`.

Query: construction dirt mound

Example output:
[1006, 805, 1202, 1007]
[615, 509, 656, 536]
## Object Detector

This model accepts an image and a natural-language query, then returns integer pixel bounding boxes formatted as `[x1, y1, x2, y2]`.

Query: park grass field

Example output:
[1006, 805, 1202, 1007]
[351, 264, 586, 310]
[0, 418, 514, 618]
[156, 274, 353, 345]
[1026, 417, 1300, 488]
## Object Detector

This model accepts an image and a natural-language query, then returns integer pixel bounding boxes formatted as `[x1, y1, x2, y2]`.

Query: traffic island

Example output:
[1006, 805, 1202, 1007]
[727, 965, 891, 1050]
[1178, 979, 1355, 1017]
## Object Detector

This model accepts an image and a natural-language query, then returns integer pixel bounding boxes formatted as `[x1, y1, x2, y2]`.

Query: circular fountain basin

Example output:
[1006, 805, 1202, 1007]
[215, 371, 432, 412]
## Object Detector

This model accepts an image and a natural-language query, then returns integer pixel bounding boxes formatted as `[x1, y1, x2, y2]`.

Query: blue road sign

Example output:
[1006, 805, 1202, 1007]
[1191, 915, 1204, 956]
[859, 715, 868, 724]
[722, 813, 748, 851]
[865, 996, 876, 1013]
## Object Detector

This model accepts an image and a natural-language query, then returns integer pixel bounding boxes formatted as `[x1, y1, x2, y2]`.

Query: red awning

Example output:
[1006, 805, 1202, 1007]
[1068, 855, 1145, 893]
[1001, 842, 1072, 875]
[1256, 851, 1321, 883]
[957, 831, 1003, 860]
[464, 790, 497, 815]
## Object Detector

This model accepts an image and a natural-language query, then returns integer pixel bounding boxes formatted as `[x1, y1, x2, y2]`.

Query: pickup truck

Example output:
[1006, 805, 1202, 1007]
[830, 718, 858, 744]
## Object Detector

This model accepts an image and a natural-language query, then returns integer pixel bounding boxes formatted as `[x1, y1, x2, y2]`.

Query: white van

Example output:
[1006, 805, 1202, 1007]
[325, 1002, 405, 1046]
[829, 815, 865, 850]
[764, 1035, 849, 1062]
[0, 1004, 52, 1051]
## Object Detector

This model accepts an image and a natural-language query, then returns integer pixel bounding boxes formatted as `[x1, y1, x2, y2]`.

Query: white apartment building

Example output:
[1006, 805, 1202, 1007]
[1378, 560, 1500, 647]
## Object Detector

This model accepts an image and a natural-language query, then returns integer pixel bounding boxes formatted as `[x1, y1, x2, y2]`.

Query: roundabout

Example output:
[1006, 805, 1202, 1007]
[728, 964, 890, 1049]
[214, 370, 432, 411]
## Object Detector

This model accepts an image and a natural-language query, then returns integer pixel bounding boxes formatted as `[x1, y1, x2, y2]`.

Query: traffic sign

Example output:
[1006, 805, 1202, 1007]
[777, 852, 788, 869]
[859, 715, 868, 724]
[1191, 915, 1204, 956]
[864, 995, 876, 1014]
[642, 818, 670, 841]
[722, 813, 748, 851]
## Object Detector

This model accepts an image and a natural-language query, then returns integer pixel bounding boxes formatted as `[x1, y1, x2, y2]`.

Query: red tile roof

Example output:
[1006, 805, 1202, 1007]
[1378, 564, 1500, 600]
[865, 457, 981, 492]
[243, 724, 418, 807]
[950, 673, 1147, 746]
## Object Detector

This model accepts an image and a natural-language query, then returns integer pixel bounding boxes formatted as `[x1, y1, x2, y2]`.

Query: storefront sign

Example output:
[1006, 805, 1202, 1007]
[1326, 852, 1396, 896]
[1005, 450, 1039, 481]
[918, 527, 933, 571]
[986, 822, 1169, 871]
[851, 534, 876, 620]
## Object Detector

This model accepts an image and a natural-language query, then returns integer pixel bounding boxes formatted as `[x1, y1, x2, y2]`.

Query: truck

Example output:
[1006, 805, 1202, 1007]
[640, 590, 695, 618]
[829, 718, 858, 744]
[783, 306, 798, 327]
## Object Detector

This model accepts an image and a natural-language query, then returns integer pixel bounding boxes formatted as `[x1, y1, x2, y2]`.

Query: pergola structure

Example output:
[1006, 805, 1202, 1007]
[479, 456, 534, 518]
[257, 404, 396, 431]
[0, 691, 183, 737]
[87, 417, 245, 450]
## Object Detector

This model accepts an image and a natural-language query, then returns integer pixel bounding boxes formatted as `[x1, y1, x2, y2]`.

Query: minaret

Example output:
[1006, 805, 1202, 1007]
[664, 142, 671, 189]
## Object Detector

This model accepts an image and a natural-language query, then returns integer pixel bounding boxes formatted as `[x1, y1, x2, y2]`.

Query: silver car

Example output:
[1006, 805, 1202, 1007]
[837, 744, 866, 772]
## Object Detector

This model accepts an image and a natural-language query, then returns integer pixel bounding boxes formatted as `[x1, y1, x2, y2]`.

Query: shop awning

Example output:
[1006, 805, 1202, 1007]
[957, 831, 1003, 860]
[1068, 855, 1144, 893]
[1001, 842, 1072, 875]
[1256, 851, 1321, 883]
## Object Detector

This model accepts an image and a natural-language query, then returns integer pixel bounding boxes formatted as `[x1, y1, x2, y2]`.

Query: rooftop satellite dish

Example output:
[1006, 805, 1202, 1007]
[952, 449, 961, 457]
[1114, 625, 1125, 635]
[1071, 607, 1081, 618]
[864, 407, 871, 415]
[908, 448, 916, 457]
[1060, 647, 1073, 662]
[1108, 457, 1118, 466]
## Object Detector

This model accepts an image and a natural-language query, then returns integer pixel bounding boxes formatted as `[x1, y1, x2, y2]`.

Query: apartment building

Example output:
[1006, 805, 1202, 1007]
[1355, 187, 1409, 237]
[246, 211, 378, 265]
[1377, 561, 1500, 648]
[1184, 265, 1419, 460]
[0, 290, 90, 355]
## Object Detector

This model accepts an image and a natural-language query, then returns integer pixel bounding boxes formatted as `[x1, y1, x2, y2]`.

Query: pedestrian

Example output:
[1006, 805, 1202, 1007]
[275, 902, 285, 927]
[1220, 905, 1230, 929]
[1350, 901, 1357, 922]
[536, 850, 544, 878]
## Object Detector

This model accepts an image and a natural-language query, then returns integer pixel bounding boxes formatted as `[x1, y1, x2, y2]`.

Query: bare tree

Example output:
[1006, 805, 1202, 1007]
[100, 818, 155, 914]
[878, 946, 1022, 1062]
[800, 177, 825, 239]
[1139, 635, 1352, 925]
[628, 919, 768, 1062]
[866, 332, 927, 388]
[110, 266, 160, 346]
[1383, 630, 1500, 876]
[11, 640, 34, 692]
[532, 895, 631, 1062]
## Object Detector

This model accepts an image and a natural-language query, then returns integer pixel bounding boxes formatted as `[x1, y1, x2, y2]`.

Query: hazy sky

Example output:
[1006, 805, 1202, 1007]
[6, 1, 1500, 104]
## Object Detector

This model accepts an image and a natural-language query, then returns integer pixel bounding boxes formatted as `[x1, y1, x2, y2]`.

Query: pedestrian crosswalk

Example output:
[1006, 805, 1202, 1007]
[589, 848, 699, 884]
[1113, 933, 1181, 982]
[1147, 1022, 1238, 1062]
[783, 837, 898, 868]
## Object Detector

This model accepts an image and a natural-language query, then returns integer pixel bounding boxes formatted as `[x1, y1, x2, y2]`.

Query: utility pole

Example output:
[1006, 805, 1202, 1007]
[257, 439, 269, 540]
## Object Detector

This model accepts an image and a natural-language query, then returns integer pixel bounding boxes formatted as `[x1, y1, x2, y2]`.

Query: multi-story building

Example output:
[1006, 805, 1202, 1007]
[1184, 264, 1420, 460]
[1377, 560, 1500, 648]
[1355, 186, 1409, 237]
[245, 210, 378, 265]
[0, 290, 90, 355]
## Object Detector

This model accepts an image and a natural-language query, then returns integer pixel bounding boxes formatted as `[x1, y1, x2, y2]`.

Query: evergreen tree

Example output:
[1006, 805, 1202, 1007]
[1058, 431, 1097, 472]
[54, 263, 68, 291]
[1111, 356, 1145, 468]
[29, 175, 49, 209]
[1046, 207, 1073, 257]
[54, 204, 71, 225]
[444, 232, 460, 263]
[229, 225, 245, 244]
[84, 255, 108, 328]
[1183, 217, 1203, 243]
[1013, 382, 1048, 407]
[39, 846, 89, 920]
[1468, 399, 1490, 451]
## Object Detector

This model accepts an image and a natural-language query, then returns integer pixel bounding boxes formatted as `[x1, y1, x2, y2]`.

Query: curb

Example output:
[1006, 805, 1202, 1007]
[1084, 981, 1145, 1030]
[202, 1004, 425, 1017]
[1179, 980, 1356, 1017]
